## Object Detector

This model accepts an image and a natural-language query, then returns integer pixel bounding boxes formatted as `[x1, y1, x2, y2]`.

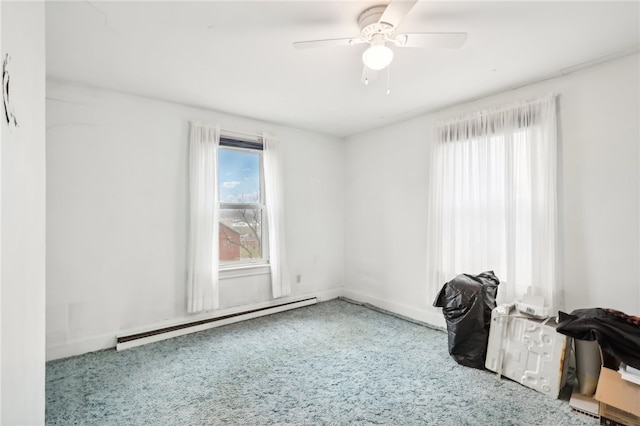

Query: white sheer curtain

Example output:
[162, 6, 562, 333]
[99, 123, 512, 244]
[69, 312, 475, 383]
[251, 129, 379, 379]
[427, 94, 563, 313]
[186, 121, 220, 313]
[263, 135, 291, 298]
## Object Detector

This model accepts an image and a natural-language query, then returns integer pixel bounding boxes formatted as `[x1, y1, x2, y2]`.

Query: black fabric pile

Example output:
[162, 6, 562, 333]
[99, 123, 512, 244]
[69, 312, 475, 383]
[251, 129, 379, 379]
[433, 271, 500, 369]
[556, 308, 640, 369]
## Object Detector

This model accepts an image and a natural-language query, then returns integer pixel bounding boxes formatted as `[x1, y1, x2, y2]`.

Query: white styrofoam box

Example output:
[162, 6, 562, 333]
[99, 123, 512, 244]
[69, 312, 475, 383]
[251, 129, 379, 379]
[485, 307, 569, 398]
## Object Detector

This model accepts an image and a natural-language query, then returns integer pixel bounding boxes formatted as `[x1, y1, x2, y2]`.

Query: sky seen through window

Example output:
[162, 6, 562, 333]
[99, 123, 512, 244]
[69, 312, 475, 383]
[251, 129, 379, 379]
[218, 148, 260, 203]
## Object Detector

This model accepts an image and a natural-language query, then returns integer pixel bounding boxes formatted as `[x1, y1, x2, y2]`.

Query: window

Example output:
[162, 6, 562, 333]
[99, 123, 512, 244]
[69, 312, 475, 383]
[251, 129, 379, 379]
[439, 130, 532, 292]
[427, 94, 561, 312]
[188, 122, 289, 312]
[217, 137, 267, 267]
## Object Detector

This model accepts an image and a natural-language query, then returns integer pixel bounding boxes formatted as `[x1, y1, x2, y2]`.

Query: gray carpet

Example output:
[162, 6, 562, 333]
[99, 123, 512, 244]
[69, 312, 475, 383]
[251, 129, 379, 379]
[46, 299, 596, 425]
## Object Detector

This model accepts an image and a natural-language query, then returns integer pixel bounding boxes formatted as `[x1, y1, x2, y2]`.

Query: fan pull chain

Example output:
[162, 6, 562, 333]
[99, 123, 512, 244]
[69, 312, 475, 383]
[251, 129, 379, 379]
[386, 65, 391, 96]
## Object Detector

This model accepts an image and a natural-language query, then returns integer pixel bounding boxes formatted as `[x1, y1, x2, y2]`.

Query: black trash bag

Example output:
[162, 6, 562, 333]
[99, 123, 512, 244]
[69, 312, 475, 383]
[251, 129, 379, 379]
[433, 271, 500, 369]
[556, 308, 640, 370]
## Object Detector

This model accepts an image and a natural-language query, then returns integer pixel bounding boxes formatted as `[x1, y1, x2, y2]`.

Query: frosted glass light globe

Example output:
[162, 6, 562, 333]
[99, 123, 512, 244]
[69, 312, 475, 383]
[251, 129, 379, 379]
[362, 44, 393, 71]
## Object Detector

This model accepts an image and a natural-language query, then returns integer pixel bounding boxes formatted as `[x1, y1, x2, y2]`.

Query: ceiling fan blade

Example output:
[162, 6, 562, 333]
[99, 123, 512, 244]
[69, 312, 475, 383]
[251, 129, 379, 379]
[378, 0, 419, 28]
[293, 37, 364, 49]
[395, 32, 468, 49]
[361, 66, 379, 85]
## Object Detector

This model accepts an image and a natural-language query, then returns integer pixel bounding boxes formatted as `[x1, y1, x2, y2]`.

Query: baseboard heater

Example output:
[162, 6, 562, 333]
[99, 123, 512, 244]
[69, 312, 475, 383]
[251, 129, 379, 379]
[116, 297, 317, 351]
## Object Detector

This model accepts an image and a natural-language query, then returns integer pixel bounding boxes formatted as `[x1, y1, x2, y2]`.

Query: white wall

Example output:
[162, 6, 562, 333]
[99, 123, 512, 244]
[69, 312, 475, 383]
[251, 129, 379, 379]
[1, 2, 47, 424]
[344, 54, 640, 326]
[46, 48, 639, 362]
[46, 82, 344, 360]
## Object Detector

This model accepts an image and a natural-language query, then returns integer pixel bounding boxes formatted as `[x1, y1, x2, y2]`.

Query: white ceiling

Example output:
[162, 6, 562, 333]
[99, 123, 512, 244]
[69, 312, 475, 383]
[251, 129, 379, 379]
[46, 1, 640, 137]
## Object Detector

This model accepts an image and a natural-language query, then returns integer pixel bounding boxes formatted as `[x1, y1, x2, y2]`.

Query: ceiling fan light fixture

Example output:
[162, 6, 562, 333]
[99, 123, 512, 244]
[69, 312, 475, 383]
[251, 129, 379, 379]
[362, 43, 393, 70]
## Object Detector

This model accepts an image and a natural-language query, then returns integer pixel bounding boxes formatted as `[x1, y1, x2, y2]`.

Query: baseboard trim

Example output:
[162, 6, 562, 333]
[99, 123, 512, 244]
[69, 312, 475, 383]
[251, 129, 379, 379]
[46, 287, 344, 361]
[342, 289, 447, 330]
[46, 333, 117, 362]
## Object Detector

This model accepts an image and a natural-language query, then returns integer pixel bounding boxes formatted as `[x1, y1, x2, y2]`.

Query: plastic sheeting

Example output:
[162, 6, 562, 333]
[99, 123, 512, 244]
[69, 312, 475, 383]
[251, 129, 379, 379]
[556, 308, 640, 370]
[433, 271, 500, 369]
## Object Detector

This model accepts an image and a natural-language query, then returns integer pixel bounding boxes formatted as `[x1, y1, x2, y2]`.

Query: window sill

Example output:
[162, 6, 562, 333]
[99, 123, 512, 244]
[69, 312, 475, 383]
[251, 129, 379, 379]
[219, 263, 270, 280]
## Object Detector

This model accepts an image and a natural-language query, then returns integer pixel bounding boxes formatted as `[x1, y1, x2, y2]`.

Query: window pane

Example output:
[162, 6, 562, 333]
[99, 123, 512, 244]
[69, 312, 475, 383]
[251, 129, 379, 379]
[218, 148, 260, 203]
[219, 209, 262, 262]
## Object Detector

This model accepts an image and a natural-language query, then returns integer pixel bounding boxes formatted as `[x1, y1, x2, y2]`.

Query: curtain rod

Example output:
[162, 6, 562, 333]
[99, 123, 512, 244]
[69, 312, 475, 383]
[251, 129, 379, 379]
[190, 121, 275, 142]
[220, 128, 263, 142]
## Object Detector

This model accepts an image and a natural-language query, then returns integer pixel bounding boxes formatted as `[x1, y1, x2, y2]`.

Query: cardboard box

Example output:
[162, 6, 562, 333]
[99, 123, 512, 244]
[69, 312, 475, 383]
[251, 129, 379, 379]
[594, 367, 640, 426]
[600, 416, 636, 426]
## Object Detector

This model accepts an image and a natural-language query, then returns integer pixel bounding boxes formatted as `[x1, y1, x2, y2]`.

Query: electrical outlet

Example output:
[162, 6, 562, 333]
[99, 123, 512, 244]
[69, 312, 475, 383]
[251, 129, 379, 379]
[296, 274, 301, 283]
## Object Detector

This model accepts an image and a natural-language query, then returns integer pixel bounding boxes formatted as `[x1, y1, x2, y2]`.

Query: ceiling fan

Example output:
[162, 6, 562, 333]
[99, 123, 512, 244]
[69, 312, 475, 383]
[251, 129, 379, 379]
[293, 0, 467, 84]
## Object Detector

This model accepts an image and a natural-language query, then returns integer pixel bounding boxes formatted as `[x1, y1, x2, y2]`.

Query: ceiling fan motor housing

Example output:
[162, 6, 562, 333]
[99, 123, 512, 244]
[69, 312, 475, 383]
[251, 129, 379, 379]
[358, 6, 396, 43]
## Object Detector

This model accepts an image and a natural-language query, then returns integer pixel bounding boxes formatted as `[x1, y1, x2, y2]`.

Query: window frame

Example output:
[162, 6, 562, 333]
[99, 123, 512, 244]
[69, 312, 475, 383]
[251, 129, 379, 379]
[217, 135, 269, 272]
